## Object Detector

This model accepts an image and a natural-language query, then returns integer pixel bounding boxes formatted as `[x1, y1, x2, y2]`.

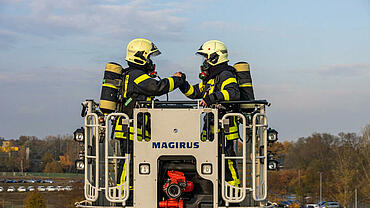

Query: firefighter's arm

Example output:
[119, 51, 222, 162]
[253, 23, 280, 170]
[203, 71, 240, 105]
[180, 81, 204, 99]
[134, 74, 184, 96]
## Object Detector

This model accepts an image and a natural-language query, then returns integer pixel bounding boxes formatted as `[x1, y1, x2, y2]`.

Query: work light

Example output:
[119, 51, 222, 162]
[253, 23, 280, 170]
[267, 160, 278, 170]
[73, 127, 85, 142]
[75, 160, 85, 171]
[267, 128, 278, 143]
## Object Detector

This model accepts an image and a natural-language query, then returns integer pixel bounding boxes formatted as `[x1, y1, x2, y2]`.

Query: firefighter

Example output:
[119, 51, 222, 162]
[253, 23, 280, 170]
[115, 38, 185, 200]
[179, 40, 241, 187]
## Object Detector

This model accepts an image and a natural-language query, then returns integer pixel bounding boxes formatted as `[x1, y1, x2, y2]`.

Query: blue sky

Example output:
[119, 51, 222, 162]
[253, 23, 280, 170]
[0, 0, 369, 140]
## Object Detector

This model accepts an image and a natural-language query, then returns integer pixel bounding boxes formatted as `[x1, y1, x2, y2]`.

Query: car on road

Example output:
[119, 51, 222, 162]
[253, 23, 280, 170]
[0, 179, 5, 183]
[17, 186, 27, 192]
[0, 186, 4, 192]
[305, 204, 319, 208]
[37, 186, 46, 191]
[6, 179, 16, 183]
[65, 186, 73, 191]
[27, 186, 35, 191]
[7, 186, 16, 192]
[44, 179, 54, 184]
[56, 186, 64, 191]
[26, 179, 36, 183]
[321, 201, 340, 208]
[46, 186, 56, 191]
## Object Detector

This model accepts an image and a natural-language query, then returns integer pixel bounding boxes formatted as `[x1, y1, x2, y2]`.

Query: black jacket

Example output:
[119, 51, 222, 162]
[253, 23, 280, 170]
[123, 63, 185, 101]
[180, 62, 240, 104]
[114, 63, 185, 140]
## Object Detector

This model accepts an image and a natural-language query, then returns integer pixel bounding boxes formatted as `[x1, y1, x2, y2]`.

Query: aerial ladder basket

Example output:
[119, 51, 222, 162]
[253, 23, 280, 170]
[252, 110, 268, 201]
[84, 112, 100, 202]
[221, 113, 248, 203]
[104, 113, 131, 204]
[220, 103, 268, 205]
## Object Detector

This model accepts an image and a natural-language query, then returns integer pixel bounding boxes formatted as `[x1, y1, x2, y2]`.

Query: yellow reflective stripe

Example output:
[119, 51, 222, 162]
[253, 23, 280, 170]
[120, 154, 129, 184]
[201, 130, 207, 141]
[207, 79, 214, 84]
[137, 127, 142, 141]
[136, 127, 150, 141]
[115, 119, 134, 140]
[129, 127, 134, 140]
[115, 130, 134, 140]
[221, 77, 237, 90]
[227, 160, 240, 187]
[134, 74, 151, 85]
[115, 132, 124, 138]
[239, 83, 252, 87]
[115, 116, 122, 131]
[228, 126, 238, 133]
[199, 81, 204, 92]
[221, 90, 229, 100]
[226, 132, 239, 140]
[185, 85, 194, 96]
[102, 83, 118, 89]
[168, 77, 174, 92]
[123, 75, 129, 98]
[118, 154, 131, 195]
[205, 79, 215, 95]
[225, 118, 238, 140]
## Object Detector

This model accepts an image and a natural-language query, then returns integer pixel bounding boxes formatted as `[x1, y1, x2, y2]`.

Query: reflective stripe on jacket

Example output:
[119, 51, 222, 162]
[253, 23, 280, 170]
[114, 64, 184, 140]
[180, 65, 240, 104]
[123, 65, 184, 100]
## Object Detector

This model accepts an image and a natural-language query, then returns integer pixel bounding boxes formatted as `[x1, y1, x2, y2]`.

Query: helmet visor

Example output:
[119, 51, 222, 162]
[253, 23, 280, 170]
[196, 52, 208, 63]
[149, 50, 161, 58]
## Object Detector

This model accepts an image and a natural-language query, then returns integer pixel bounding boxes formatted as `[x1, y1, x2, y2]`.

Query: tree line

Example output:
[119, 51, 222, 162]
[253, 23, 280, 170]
[1, 124, 369, 207]
[0, 135, 80, 173]
[268, 124, 370, 207]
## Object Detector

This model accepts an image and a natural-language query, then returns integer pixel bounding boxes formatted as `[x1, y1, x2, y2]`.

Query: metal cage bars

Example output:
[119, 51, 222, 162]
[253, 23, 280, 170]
[220, 106, 268, 204]
[105, 113, 131, 203]
[84, 113, 100, 202]
[252, 109, 268, 201]
[221, 113, 248, 204]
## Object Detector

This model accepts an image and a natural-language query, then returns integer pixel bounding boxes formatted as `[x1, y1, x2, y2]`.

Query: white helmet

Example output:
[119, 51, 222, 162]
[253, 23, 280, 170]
[196, 40, 228, 66]
[125, 38, 161, 65]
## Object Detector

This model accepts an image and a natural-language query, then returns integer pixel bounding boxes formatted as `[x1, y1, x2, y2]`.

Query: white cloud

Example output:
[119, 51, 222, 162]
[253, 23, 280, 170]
[0, 0, 188, 46]
[201, 20, 266, 33]
[314, 63, 370, 77]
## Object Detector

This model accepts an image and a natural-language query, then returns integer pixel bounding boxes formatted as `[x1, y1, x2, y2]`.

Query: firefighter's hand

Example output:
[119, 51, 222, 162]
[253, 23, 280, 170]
[200, 99, 207, 107]
[173, 72, 182, 77]
[201, 95, 212, 107]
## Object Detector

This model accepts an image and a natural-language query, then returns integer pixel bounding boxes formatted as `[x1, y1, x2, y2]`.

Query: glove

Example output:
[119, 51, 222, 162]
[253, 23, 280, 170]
[180, 73, 186, 80]
[202, 94, 216, 106]
[179, 73, 187, 92]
